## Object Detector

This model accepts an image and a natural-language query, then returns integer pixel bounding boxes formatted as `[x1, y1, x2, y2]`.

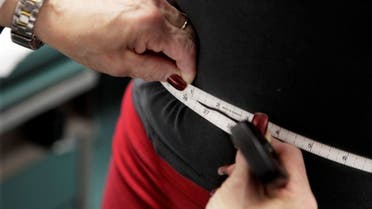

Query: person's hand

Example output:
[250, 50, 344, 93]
[34, 0, 196, 82]
[17, 0, 195, 82]
[206, 139, 317, 209]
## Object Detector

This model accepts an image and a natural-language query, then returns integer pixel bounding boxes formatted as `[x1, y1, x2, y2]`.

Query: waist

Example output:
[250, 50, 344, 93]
[112, 81, 210, 208]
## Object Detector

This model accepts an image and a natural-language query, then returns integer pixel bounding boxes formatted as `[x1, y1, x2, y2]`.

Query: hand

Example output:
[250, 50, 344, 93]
[206, 139, 317, 209]
[1, 0, 196, 82]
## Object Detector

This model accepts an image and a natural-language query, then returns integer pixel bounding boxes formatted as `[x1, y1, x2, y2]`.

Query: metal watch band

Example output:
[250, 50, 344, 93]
[11, 0, 45, 49]
[0, 0, 5, 8]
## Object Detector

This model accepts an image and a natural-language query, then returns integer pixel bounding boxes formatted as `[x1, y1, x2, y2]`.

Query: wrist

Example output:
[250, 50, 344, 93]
[34, 0, 71, 46]
[33, 0, 53, 42]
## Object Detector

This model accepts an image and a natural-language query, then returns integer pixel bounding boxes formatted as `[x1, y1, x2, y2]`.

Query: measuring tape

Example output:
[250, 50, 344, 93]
[161, 82, 372, 174]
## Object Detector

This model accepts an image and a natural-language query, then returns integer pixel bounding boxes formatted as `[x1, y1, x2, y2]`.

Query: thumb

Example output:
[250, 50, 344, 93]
[230, 151, 251, 180]
[229, 151, 262, 196]
[270, 139, 311, 189]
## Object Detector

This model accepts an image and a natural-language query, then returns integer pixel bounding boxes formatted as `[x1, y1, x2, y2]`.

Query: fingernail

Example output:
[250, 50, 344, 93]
[217, 167, 225, 176]
[252, 112, 269, 135]
[167, 74, 187, 91]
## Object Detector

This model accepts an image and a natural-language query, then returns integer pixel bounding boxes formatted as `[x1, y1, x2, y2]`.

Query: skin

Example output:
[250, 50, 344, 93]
[207, 139, 318, 209]
[0, 0, 196, 82]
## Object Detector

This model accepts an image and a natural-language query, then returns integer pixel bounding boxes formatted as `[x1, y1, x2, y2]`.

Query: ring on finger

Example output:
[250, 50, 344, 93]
[180, 13, 189, 30]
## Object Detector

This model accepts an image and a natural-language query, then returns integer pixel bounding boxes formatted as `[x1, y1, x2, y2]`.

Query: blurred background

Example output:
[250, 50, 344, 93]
[0, 28, 130, 209]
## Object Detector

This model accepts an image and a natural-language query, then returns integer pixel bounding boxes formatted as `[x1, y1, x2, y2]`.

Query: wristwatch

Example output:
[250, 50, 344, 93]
[11, 0, 45, 50]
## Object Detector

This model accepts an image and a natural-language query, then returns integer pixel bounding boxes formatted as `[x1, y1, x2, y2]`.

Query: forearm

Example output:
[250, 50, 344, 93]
[0, 0, 17, 26]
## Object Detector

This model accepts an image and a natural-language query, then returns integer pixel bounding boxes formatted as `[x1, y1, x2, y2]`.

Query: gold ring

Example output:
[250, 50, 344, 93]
[180, 18, 188, 30]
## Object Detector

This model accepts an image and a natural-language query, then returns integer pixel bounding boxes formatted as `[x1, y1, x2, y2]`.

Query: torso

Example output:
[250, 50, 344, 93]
[133, 1, 372, 208]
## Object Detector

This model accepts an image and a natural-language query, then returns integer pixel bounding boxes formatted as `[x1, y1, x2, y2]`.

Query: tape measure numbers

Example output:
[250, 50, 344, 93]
[161, 82, 372, 174]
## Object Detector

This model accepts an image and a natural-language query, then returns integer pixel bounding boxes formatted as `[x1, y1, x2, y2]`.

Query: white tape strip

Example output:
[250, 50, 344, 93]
[161, 82, 372, 173]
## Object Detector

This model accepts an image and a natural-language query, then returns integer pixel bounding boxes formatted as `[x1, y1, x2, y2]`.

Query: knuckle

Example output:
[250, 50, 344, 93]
[174, 32, 197, 55]
[141, 6, 163, 24]
[277, 141, 302, 157]
[311, 199, 318, 209]
[287, 144, 302, 156]
[306, 196, 318, 209]
[123, 4, 163, 28]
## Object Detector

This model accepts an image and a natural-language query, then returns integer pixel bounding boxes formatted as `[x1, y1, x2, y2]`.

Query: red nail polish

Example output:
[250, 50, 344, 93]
[167, 74, 187, 91]
[252, 112, 269, 135]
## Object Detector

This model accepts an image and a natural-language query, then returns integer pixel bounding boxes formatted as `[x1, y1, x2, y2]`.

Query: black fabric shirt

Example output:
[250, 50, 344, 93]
[133, 1, 372, 208]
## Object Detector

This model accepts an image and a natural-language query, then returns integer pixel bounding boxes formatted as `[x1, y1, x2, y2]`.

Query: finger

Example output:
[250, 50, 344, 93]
[229, 151, 252, 179]
[217, 152, 249, 178]
[123, 50, 181, 81]
[270, 139, 311, 188]
[271, 139, 306, 173]
[132, 20, 196, 83]
[161, 22, 197, 83]
[218, 164, 236, 176]
[158, 0, 187, 28]
[231, 151, 263, 196]
[252, 112, 269, 135]
[150, 1, 197, 83]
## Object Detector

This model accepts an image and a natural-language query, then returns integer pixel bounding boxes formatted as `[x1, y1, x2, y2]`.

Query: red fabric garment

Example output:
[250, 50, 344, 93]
[102, 81, 210, 209]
